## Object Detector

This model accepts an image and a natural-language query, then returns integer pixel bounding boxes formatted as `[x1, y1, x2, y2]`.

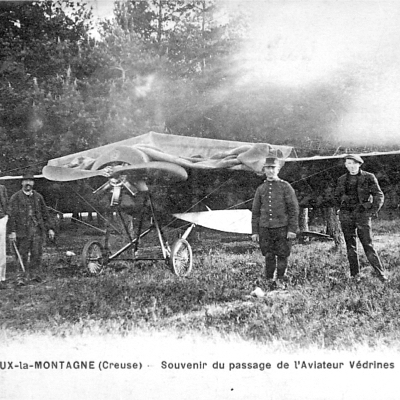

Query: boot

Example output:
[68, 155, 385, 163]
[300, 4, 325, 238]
[264, 253, 276, 280]
[276, 256, 288, 279]
[266, 279, 277, 291]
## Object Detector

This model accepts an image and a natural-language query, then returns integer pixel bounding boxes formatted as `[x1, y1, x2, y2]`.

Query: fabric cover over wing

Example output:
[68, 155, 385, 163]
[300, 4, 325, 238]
[45, 132, 293, 175]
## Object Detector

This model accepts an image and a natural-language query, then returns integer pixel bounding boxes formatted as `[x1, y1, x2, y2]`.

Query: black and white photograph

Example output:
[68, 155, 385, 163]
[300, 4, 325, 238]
[1, 1, 400, 399]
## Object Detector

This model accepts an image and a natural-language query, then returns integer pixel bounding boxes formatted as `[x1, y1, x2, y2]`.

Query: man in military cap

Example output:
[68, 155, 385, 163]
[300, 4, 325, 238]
[8, 171, 55, 281]
[251, 152, 299, 289]
[335, 154, 387, 282]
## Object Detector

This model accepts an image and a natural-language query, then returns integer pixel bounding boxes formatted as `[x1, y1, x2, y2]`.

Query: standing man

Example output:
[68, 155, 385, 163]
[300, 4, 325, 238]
[335, 154, 387, 282]
[8, 172, 55, 281]
[251, 153, 299, 289]
[0, 184, 8, 288]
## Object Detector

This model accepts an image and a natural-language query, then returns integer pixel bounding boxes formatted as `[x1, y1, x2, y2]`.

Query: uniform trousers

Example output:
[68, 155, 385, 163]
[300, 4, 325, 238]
[259, 226, 291, 280]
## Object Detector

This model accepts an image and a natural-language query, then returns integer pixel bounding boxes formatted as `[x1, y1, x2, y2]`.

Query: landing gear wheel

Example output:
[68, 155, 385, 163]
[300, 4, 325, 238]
[82, 240, 104, 275]
[169, 238, 193, 276]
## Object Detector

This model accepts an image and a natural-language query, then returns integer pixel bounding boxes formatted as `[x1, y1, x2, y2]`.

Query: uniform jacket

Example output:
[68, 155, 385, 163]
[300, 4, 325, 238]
[8, 190, 52, 237]
[0, 185, 7, 219]
[252, 179, 299, 234]
[335, 170, 384, 214]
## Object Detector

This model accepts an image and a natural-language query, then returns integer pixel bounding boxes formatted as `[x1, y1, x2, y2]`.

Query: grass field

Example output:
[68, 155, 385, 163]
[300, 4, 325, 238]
[1, 217, 400, 351]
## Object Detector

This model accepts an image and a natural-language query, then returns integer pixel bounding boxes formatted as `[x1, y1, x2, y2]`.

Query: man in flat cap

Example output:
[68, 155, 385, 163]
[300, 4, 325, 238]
[8, 171, 55, 282]
[335, 154, 387, 282]
[251, 152, 299, 289]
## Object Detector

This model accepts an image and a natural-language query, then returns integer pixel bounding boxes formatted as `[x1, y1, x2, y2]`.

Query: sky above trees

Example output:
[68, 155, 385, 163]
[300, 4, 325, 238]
[88, 0, 115, 19]
[214, 1, 400, 146]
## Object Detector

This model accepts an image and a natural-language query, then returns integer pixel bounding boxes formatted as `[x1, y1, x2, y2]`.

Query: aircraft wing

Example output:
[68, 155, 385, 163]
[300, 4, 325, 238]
[0, 174, 44, 180]
[286, 149, 400, 162]
[173, 209, 252, 234]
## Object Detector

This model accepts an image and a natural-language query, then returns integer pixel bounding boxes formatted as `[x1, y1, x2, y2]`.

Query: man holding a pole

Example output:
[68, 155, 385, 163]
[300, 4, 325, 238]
[8, 172, 55, 282]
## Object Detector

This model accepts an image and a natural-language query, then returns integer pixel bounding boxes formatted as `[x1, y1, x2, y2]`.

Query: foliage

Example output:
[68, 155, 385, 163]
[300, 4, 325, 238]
[104, 0, 246, 139]
[0, 1, 93, 81]
[87, 26, 168, 142]
[0, 0, 248, 174]
[0, 1, 96, 172]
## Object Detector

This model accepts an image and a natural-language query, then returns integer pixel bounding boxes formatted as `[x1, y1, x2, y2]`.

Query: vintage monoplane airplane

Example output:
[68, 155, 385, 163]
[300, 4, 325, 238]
[39, 131, 400, 277]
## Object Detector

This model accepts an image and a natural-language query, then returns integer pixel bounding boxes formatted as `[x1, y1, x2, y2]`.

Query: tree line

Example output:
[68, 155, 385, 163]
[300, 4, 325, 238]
[0, 0, 246, 174]
[2, 0, 383, 177]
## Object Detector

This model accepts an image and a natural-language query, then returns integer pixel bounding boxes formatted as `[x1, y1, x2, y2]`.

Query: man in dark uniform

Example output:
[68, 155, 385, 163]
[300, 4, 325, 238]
[251, 153, 299, 289]
[335, 154, 387, 282]
[8, 172, 55, 280]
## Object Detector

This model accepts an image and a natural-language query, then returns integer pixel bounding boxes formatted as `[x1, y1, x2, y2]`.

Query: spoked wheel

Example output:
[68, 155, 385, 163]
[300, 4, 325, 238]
[169, 238, 193, 276]
[82, 240, 105, 275]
